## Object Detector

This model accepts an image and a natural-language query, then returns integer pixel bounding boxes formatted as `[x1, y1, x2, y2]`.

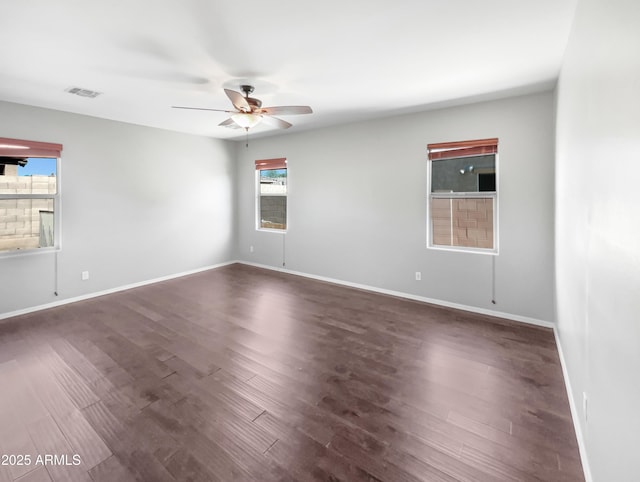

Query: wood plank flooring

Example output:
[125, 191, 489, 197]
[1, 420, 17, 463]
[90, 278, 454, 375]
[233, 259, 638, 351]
[0, 263, 584, 481]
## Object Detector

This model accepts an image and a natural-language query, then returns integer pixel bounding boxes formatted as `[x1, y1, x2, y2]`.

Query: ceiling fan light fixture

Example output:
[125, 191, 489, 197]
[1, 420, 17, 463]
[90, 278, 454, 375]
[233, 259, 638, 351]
[231, 113, 263, 128]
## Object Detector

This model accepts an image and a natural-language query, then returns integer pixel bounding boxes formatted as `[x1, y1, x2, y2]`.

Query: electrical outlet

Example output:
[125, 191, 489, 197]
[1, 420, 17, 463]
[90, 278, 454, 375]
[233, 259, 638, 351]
[583, 392, 588, 422]
[81, 271, 89, 281]
[250, 246, 254, 253]
[415, 271, 422, 281]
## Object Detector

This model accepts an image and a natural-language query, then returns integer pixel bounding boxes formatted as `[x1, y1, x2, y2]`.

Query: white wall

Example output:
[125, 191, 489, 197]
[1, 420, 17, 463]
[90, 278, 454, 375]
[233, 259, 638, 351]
[237, 92, 556, 323]
[0, 101, 236, 316]
[555, 0, 640, 480]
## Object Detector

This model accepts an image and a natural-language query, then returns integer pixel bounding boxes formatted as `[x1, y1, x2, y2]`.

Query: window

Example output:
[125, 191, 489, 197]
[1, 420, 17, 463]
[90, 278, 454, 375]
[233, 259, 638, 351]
[256, 158, 287, 231]
[0, 137, 62, 254]
[427, 138, 498, 253]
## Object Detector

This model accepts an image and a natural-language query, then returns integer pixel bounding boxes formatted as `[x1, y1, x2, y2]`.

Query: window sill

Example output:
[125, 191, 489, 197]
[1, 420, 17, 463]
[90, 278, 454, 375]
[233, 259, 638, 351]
[427, 244, 498, 255]
[0, 246, 60, 259]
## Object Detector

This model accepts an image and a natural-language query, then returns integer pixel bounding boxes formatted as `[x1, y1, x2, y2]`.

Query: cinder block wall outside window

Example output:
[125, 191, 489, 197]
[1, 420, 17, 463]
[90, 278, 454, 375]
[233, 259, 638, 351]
[260, 196, 286, 229]
[431, 198, 493, 248]
[0, 175, 55, 250]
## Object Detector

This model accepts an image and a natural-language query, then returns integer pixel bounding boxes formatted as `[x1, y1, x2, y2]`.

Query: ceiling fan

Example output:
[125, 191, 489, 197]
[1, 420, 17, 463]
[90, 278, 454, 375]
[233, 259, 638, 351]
[172, 85, 313, 131]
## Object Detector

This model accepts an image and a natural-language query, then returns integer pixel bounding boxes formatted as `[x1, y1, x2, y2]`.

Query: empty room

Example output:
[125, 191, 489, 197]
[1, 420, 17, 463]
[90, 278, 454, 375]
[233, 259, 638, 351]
[0, 1, 638, 481]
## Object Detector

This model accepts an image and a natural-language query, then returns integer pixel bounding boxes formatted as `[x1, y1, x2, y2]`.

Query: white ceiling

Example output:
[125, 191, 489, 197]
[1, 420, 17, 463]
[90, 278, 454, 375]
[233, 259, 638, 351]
[0, 0, 578, 140]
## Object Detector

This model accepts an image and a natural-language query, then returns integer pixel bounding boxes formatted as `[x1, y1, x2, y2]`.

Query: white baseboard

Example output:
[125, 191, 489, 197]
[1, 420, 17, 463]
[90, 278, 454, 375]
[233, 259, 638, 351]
[0, 260, 236, 322]
[553, 328, 593, 482]
[2, 258, 553, 329]
[236, 260, 554, 329]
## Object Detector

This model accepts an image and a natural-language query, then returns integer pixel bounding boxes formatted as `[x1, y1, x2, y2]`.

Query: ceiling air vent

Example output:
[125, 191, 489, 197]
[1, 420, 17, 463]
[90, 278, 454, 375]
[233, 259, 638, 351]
[65, 86, 102, 98]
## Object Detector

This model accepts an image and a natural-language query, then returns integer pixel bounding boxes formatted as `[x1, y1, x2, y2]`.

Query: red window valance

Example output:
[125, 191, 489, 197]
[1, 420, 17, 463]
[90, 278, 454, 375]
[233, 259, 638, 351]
[0, 137, 63, 158]
[255, 158, 287, 170]
[427, 138, 498, 161]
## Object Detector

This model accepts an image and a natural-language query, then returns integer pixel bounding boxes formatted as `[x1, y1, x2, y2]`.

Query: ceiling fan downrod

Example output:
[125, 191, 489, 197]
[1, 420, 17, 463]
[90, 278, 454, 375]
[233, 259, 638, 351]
[240, 85, 254, 97]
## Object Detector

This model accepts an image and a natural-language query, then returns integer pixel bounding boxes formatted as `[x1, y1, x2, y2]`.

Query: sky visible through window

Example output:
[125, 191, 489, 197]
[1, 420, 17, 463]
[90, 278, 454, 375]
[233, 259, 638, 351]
[260, 168, 286, 179]
[17, 157, 56, 176]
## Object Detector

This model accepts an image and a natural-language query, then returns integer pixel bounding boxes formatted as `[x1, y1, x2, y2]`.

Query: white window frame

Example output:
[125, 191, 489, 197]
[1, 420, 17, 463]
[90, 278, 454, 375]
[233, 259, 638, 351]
[426, 142, 498, 255]
[255, 158, 288, 233]
[0, 138, 62, 258]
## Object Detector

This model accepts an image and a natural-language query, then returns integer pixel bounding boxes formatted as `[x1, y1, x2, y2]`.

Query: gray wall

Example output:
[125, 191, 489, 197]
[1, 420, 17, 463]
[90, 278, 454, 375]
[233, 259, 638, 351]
[237, 92, 556, 323]
[555, 0, 640, 479]
[0, 101, 236, 316]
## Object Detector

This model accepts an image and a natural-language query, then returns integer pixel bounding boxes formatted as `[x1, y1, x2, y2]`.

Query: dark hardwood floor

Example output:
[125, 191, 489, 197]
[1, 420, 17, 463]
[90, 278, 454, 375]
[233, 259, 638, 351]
[0, 263, 584, 481]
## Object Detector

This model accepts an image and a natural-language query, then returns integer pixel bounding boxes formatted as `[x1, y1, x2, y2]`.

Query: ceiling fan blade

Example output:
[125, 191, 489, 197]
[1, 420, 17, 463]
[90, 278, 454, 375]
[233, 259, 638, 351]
[172, 106, 234, 113]
[260, 106, 313, 115]
[224, 89, 251, 112]
[261, 116, 292, 129]
[218, 118, 242, 129]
